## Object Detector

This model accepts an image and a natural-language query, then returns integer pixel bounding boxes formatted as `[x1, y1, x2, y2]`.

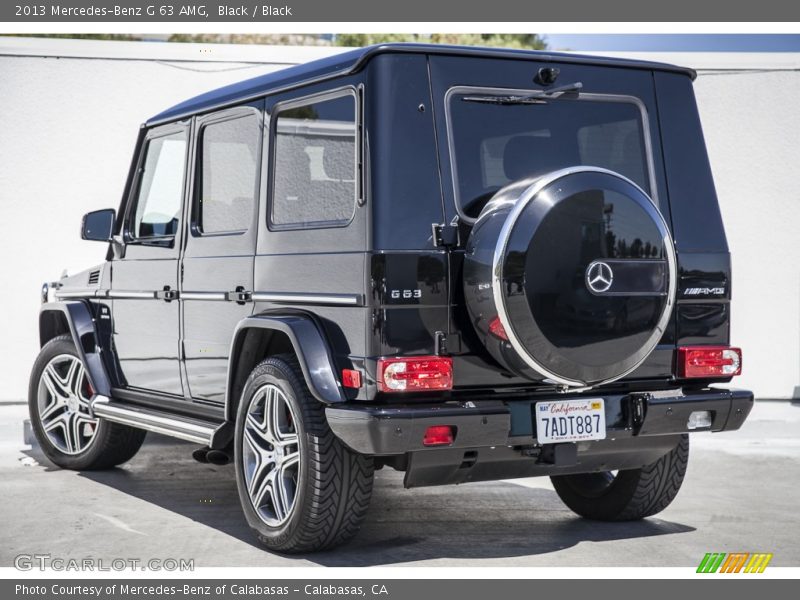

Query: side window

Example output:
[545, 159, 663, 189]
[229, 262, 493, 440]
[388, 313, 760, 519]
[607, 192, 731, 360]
[130, 131, 187, 240]
[270, 92, 357, 229]
[196, 114, 260, 235]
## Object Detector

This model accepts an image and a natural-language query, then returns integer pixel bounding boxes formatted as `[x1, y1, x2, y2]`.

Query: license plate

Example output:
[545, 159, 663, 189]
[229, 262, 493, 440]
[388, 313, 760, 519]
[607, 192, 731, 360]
[535, 398, 606, 443]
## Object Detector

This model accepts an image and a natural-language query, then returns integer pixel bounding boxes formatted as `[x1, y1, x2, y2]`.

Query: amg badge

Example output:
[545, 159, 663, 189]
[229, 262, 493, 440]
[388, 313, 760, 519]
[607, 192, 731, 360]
[684, 287, 725, 296]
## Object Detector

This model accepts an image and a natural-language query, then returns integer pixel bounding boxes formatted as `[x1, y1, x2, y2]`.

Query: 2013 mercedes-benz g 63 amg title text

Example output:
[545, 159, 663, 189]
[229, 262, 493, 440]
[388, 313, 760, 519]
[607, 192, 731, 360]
[30, 44, 752, 553]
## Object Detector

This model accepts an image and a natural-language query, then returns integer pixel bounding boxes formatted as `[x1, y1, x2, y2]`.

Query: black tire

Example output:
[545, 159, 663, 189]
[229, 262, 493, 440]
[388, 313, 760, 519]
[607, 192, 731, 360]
[551, 434, 689, 521]
[28, 335, 147, 470]
[234, 354, 374, 553]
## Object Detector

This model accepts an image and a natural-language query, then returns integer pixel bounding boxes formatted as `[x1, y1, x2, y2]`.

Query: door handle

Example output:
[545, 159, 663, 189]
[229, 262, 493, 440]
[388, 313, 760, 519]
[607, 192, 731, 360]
[226, 286, 252, 304]
[156, 286, 179, 302]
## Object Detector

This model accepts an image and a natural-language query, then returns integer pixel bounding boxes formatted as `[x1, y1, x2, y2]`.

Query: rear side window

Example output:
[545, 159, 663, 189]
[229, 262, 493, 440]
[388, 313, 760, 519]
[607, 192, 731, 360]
[196, 114, 260, 235]
[131, 131, 187, 239]
[447, 90, 653, 221]
[270, 91, 357, 229]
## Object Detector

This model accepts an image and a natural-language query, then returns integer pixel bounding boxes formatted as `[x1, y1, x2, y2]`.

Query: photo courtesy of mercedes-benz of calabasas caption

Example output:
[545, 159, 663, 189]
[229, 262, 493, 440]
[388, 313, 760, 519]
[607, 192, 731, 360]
[30, 43, 752, 553]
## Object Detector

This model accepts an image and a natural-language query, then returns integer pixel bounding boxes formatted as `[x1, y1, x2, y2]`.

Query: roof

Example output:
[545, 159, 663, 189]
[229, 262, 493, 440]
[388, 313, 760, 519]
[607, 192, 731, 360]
[148, 43, 697, 125]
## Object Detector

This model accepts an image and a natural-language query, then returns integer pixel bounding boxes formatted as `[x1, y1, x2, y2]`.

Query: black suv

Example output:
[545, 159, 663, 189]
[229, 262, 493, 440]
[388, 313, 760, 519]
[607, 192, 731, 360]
[30, 43, 752, 553]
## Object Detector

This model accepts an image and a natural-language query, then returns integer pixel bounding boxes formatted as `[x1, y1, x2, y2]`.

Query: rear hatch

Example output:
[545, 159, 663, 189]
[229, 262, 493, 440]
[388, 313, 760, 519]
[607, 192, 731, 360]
[426, 54, 712, 390]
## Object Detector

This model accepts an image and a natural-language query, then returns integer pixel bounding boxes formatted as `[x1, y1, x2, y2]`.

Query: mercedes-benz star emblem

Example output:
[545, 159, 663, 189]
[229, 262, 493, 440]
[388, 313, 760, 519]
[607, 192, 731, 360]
[586, 260, 614, 294]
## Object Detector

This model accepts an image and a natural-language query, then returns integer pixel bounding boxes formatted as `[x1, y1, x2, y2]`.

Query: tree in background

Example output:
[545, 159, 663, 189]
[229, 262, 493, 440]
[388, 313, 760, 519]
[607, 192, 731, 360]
[5, 33, 548, 50]
[165, 33, 548, 49]
[2, 33, 331, 45]
[166, 33, 330, 46]
[333, 33, 547, 50]
[12, 33, 144, 41]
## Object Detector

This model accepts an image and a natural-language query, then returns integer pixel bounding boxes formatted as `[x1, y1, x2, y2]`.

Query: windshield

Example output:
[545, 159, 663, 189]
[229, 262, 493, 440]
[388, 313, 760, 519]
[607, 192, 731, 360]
[447, 89, 653, 220]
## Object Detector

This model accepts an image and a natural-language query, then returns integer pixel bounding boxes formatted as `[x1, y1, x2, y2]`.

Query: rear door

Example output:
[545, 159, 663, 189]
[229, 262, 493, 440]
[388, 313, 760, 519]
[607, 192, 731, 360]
[428, 55, 676, 382]
[180, 104, 263, 403]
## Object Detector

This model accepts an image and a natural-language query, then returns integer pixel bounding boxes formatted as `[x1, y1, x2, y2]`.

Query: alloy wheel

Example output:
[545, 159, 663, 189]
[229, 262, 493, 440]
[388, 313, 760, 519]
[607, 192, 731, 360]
[242, 384, 301, 527]
[37, 354, 98, 455]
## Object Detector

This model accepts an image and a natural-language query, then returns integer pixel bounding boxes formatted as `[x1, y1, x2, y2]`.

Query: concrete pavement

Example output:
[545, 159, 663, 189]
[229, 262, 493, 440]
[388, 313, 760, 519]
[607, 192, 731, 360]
[1, 400, 798, 567]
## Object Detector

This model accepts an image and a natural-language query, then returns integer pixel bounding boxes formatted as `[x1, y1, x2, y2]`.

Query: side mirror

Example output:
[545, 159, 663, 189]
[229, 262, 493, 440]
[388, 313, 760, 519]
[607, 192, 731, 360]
[81, 209, 116, 242]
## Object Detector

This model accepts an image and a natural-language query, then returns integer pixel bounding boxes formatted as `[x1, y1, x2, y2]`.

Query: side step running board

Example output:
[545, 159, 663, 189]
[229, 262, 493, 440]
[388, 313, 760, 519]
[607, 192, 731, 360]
[91, 395, 223, 446]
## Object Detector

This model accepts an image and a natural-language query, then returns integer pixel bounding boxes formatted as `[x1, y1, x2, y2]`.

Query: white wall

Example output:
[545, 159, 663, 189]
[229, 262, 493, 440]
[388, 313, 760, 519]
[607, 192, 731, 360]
[599, 52, 800, 399]
[0, 39, 797, 400]
[694, 63, 800, 399]
[0, 38, 347, 402]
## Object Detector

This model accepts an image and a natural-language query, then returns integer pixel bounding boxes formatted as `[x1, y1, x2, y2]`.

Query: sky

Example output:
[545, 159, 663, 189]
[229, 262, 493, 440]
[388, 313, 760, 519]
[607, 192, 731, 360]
[544, 34, 800, 52]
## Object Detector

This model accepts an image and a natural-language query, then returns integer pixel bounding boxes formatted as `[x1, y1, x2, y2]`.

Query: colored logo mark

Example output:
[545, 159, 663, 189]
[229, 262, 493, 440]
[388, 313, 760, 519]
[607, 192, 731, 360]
[697, 552, 773, 573]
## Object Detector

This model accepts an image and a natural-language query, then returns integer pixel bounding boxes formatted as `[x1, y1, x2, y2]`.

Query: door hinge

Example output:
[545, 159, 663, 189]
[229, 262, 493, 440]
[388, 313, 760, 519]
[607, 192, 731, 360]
[434, 331, 461, 355]
[432, 223, 459, 248]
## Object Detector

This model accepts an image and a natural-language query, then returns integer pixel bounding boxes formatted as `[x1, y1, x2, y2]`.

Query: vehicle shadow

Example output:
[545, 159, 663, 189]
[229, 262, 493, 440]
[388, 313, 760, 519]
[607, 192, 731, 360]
[22, 435, 695, 566]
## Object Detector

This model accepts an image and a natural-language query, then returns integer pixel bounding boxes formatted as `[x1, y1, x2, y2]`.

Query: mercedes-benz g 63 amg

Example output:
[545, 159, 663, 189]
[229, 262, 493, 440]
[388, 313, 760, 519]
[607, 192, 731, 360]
[30, 43, 752, 553]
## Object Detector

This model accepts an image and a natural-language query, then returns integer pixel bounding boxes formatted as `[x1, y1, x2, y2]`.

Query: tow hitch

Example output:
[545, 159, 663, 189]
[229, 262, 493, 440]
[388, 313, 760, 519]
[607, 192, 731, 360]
[520, 443, 579, 466]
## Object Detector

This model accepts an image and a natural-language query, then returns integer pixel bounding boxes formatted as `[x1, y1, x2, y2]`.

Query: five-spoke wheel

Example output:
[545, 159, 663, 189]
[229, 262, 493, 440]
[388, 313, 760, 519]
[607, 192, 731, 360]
[37, 354, 98, 455]
[234, 354, 374, 553]
[242, 384, 301, 526]
[29, 335, 147, 470]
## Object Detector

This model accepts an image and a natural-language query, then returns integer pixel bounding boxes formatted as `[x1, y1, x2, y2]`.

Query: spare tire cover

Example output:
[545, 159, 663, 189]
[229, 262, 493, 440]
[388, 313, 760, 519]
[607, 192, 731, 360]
[463, 167, 676, 387]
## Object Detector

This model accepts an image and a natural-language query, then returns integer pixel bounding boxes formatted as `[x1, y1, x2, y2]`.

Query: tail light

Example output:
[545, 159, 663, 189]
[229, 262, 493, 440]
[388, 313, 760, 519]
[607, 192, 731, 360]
[423, 425, 455, 446]
[678, 346, 742, 378]
[377, 356, 453, 392]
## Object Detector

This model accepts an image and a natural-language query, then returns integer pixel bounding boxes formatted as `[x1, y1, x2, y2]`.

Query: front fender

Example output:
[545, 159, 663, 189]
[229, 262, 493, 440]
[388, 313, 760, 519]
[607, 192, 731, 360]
[225, 314, 346, 422]
[39, 301, 114, 397]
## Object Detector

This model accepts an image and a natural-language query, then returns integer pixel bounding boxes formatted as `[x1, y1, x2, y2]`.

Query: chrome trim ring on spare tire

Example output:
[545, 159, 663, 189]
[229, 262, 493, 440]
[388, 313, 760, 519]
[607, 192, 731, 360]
[464, 166, 677, 389]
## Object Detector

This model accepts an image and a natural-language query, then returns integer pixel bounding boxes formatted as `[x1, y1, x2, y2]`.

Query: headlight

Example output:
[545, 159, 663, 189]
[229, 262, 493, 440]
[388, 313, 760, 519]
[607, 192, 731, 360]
[41, 282, 49, 304]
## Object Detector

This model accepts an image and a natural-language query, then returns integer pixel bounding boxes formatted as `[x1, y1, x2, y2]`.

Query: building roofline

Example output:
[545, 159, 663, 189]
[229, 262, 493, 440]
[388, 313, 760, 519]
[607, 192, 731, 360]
[0, 35, 346, 64]
[578, 50, 800, 72]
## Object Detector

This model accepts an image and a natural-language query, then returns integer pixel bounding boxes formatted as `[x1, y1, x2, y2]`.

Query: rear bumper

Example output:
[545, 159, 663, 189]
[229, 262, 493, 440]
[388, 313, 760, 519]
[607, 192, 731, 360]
[327, 386, 751, 453]
[326, 387, 752, 487]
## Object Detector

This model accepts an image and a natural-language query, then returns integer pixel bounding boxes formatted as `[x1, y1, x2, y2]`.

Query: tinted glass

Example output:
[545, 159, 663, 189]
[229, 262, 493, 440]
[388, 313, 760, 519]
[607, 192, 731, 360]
[271, 94, 356, 228]
[132, 131, 187, 238]
[198, 115, 260, 234]
[82, 209, 115, 242]
[449, 94, 650, 219]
